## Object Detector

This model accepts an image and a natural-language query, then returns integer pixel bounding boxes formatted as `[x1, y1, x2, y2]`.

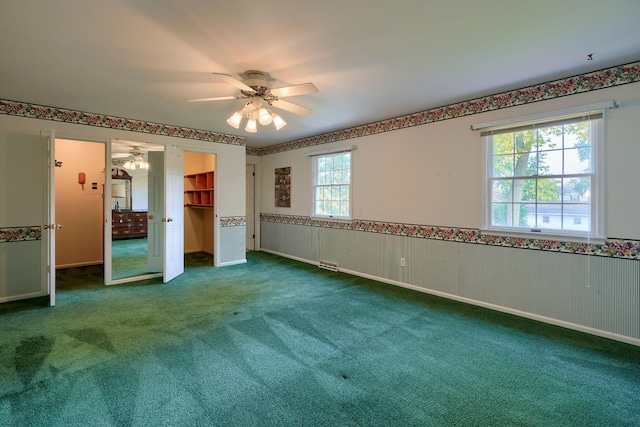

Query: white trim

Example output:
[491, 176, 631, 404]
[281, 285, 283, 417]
[480, 228, 606, 245]
[259, 248, 317, 266]
[109, 272, 162, 285]
[304, 145, 357, 157]
[470, 100, 618, 131]
[218, 259, 247, 267]
[56, 261, 104, 269]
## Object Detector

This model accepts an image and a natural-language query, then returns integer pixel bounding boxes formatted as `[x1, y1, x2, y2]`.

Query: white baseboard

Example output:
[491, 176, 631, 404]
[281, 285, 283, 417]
[218, 259, 247, 267]
[56, 261, 103, 269]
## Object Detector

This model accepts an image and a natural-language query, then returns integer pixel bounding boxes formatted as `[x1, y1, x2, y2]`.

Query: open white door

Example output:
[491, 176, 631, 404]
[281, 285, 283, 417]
[0, 132, 51, 304]
[163, 145, 184, 282]
[147, 151, 164, 272]
[104, 140, 113, 285]
[46, 130, 57, 306]
[246, 164, 255, 250]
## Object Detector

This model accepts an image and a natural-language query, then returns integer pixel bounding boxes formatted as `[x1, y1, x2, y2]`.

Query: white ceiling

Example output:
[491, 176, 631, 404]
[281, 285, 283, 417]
[2, 0, 639, 148]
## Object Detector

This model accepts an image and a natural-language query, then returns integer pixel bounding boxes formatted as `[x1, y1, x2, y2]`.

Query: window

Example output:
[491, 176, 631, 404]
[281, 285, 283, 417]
[313, 151, 352, 219]
[483, 110, 603, 238]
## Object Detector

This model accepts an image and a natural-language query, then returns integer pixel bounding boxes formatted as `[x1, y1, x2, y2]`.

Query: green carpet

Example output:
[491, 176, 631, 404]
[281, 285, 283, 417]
[1, 251, 639, 426]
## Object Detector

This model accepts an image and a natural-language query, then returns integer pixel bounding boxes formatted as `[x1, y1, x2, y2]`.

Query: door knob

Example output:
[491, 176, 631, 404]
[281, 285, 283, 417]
[167, 218, 173, 222]
[148, 215, 154, 219]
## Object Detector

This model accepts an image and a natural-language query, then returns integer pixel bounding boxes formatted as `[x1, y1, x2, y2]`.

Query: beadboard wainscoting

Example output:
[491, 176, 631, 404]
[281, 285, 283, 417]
[219, 217, 247, 266]
[261, 219, 640, 346]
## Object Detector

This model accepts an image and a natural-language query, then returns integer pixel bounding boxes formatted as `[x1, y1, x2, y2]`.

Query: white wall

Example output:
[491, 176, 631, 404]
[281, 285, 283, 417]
[260, 83, 640, 238]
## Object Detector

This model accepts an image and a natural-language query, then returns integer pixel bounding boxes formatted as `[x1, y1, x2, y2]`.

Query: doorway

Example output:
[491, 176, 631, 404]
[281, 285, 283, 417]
[107, 140, 164, 284]
[55, 139, 105, 270]
[184, 151, 216, 266]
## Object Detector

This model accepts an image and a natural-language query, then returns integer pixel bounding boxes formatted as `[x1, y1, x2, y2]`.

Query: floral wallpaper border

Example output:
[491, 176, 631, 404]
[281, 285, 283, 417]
[250, 61, 640, 156]
[260, 214, 640, 261]
[0, 226, 42, 243]
[0, 99, 246, 146]
[4, 62, 638, 156]
[220, 216, 246, 227]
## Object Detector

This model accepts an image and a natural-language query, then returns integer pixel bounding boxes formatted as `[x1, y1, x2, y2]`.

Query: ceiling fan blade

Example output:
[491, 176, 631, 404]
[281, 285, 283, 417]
[211, 72, 254, 92]
[271, 99, 312, 116]
[186, 95, 239, 102]
[270, 83, 318, 98]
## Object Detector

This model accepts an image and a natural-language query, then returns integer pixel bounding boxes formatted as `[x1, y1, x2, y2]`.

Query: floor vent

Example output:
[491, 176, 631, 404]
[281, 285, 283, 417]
[318, 260, 339, 272]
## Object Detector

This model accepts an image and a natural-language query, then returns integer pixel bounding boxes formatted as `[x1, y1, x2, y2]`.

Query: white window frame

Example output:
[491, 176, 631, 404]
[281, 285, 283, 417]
[306, 146, 356, 221]
[476, 104, 612, 242]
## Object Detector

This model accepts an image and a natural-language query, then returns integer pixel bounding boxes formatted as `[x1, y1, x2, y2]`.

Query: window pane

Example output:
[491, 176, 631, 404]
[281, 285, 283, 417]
[493, 154, 514, 177]
[536, 203, 561, 230]
[317, 158, 326, 173]
[516, 203, 534, 227]
[492, 179, 512, 202]
[563, 122, 591, 149]
[564, 204, 590, 231]
[515, 130, 537, 153]
[491, 203, 511, 226]
[537, 127, 562, 151]
[564, 177, 590, 202]
[564, 148, 591, 174]
[517, 178, 536, 202]
[536, 178, 561, 202]
[537, 150, 562, 175]
[317, 172, 326, 185]
[492, 134, 514, 155]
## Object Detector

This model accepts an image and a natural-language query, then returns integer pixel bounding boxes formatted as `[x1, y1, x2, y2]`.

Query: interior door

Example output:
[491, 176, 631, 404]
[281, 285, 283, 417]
[0, 131, 51, 304]
[163, 145, 184, 282]
[46, 130, 57, 306]
[246, 164, 255, 250]
[147, 150, 164, 272]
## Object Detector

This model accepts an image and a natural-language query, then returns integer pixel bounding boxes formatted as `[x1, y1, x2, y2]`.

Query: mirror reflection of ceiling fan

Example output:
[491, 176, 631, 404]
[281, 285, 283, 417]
[187, 70, 318, 132]
[112, 147, 149, 170]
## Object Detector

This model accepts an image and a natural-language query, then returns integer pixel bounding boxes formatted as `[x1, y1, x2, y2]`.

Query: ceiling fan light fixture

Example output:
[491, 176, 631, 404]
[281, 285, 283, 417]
[226, 111, 243, 129]
[258, 108, 273, 125]
[245, 118, 257, 133]
[272, 114, 286, 130]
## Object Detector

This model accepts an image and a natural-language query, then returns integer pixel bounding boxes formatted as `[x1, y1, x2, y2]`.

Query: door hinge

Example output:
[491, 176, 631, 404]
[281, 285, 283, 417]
[253, 172, 255, 176]
[253, 234, 255, 239]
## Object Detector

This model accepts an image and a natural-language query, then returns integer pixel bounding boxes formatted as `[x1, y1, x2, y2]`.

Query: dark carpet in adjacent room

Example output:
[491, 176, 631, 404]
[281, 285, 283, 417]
[1, 251, 639, 426]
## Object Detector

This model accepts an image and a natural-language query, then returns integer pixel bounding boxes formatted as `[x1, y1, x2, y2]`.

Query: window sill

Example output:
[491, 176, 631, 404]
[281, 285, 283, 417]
[311, 216, 352, 223]
[481, 228, 606, 245]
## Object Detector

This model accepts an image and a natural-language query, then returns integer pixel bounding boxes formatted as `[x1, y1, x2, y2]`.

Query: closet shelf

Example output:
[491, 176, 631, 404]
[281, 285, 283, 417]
[184, 171, 214, 208]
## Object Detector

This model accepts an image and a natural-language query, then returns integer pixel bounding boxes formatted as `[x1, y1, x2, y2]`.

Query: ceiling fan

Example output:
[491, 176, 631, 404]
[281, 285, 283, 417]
[112, 147, 149, 170]
[187, 70, 318, 132]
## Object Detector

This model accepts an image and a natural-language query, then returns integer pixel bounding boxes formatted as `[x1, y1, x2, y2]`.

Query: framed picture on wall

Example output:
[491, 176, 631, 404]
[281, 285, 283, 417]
[275, 167, 291, 207]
